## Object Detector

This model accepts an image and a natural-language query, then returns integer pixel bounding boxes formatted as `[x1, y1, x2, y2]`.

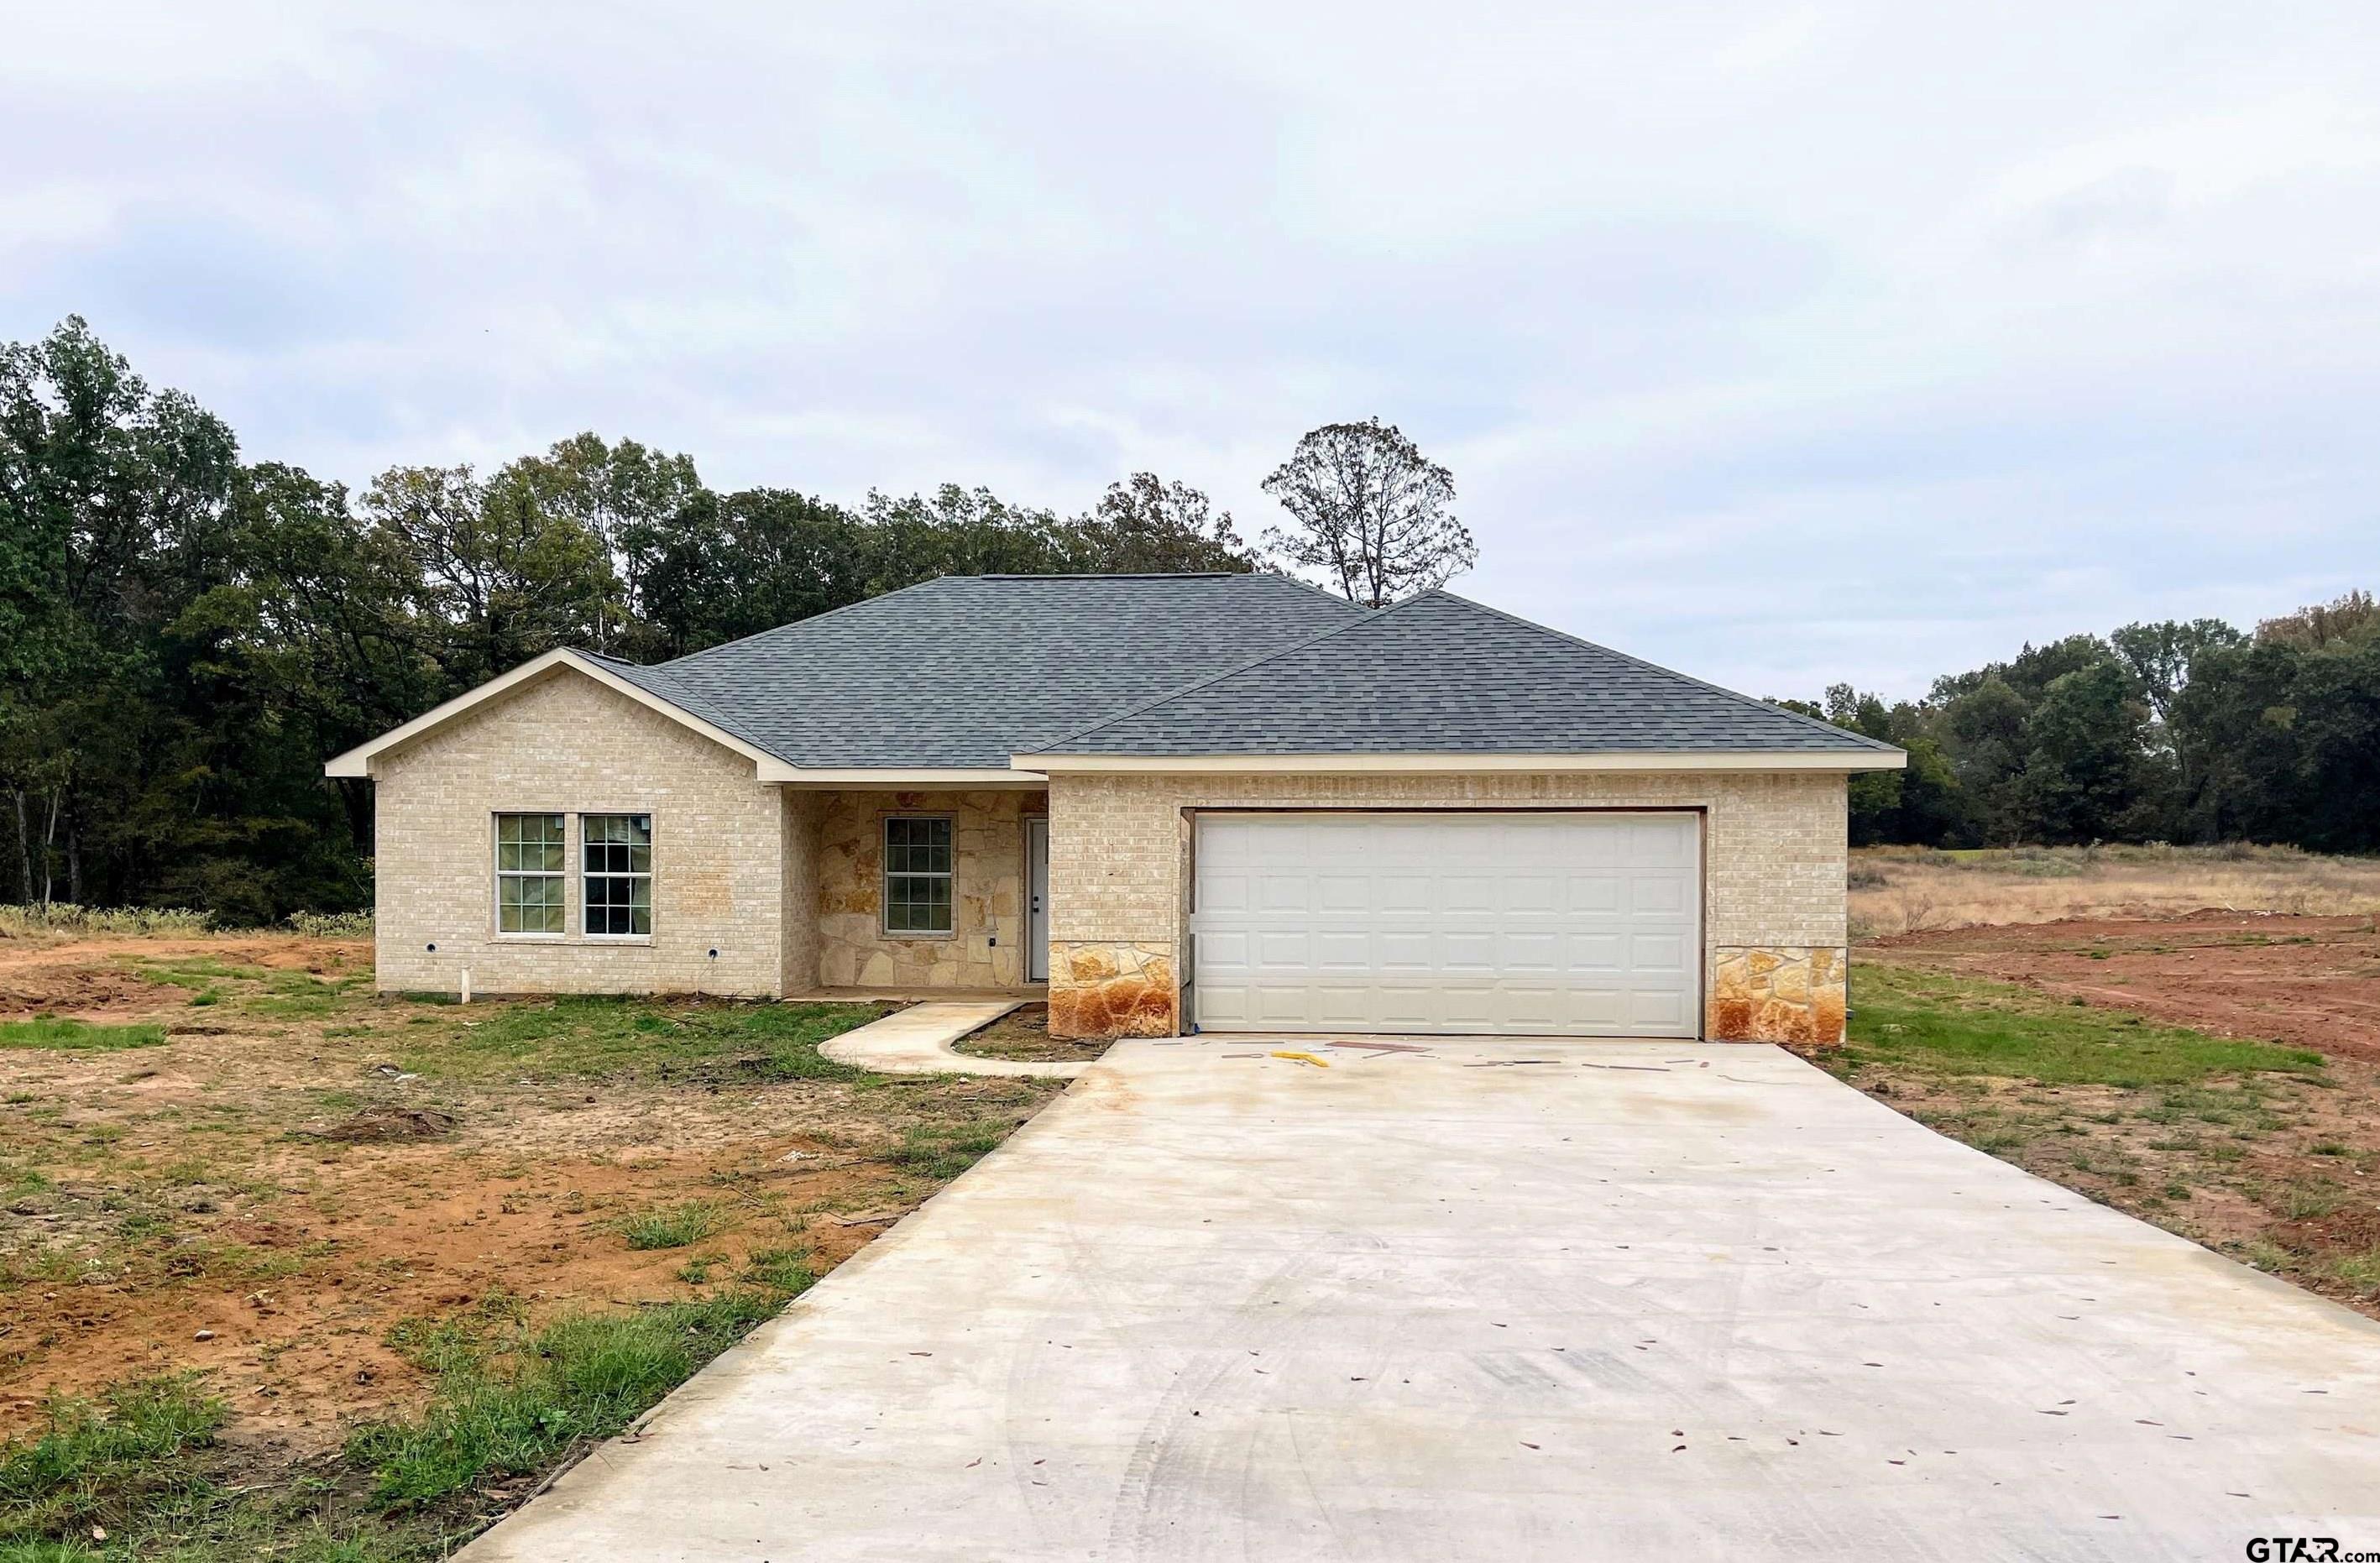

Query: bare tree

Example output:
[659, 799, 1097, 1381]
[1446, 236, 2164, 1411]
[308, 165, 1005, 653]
[1260, 418, 1475, 607]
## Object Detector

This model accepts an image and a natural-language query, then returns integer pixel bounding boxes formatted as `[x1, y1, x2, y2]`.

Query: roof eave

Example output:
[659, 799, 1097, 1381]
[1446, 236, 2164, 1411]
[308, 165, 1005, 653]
[324, 649, 800, 782]
[1011, 749, 1907, 775]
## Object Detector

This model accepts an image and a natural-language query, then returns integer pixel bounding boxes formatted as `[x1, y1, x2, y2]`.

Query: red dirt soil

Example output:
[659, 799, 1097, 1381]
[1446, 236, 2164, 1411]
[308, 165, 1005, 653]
[1865, 911, 2380, 1064]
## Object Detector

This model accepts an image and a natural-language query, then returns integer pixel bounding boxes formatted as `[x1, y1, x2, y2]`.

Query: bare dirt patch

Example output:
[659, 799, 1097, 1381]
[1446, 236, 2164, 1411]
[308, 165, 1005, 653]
[951, 1002, 1112, 1064]
[1867, 911, 2380, 1064]
[0, 932, 1064, 1472]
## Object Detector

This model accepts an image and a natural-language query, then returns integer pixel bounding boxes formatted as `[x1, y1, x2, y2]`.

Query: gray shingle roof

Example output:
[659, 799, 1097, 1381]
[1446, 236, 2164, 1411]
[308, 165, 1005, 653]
[582, 574, 1893, 768]
[596, 573, 1367, 769]
[1032, 588, 1899, 756]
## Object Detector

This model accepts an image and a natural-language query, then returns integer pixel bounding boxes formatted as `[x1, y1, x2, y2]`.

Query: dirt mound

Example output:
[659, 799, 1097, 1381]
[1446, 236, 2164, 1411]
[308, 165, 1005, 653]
[0, 965, 185, 1018]
[311, 1106, 458, 1142]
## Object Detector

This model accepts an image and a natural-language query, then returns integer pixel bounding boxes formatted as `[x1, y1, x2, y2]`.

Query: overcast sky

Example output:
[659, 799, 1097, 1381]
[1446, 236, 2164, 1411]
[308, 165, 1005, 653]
[5, 3, 2376, 698]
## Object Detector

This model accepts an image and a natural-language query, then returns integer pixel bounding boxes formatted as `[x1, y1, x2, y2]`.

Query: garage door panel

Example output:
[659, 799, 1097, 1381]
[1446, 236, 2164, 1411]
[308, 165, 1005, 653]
[1441, 876, 1498, 914]
[1441, 931, 1498, 971]
[1199, 928, 1252, 973]
[1566, 875, 1624, 914]
[1256, 876, 1310, 912]
[1567, 932, 1626, 972]
[1193, 812, 1701, 1038]
[1629, 876, 1687, 915]
[1504, 876, 1559, 914]
[1254, 929, 1311, 969]
[1630, 933, 1692, 971]
[1316, 875, 1372, 912]
[1629, 988, 1693, 1029]
[1310, 929, 1372, 970]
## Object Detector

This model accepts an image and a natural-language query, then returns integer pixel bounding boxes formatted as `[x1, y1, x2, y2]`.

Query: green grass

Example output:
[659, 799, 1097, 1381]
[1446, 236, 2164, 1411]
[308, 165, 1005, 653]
[1, 1281, 822, 1554]
[0, 1375, 227, 1545]
[350, 1291, 794, 1505]
[1847, 964, 2325, 1089]
[737, 1246, 818, 1292]
[889, 1120, 1012, 1180]
[397, 997, 888, 1083]
[0, 1017, 165, 1052]
[620, 1202, 729, 1251]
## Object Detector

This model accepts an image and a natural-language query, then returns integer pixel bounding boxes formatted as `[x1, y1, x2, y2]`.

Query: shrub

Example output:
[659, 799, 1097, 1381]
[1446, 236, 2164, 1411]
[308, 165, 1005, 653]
[0, 905, 213, 938]
[287, 910, 374, 938]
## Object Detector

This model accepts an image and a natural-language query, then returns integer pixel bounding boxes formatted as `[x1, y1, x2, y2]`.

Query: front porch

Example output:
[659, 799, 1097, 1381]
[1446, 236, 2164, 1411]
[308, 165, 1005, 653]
[787, 787, 1050, 998]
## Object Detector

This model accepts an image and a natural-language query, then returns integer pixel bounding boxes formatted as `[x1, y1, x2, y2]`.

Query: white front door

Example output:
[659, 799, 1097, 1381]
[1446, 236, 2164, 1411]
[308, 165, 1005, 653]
[1025, 816, 1049, 983]
[1190, 811, 1700, 1037]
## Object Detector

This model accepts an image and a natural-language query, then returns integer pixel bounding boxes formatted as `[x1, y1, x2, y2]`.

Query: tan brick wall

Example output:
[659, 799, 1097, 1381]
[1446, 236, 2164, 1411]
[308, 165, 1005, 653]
[372, 669, 790, 997]
[1046, 769, 1849, 1039]
[813, 790, 1043, 989]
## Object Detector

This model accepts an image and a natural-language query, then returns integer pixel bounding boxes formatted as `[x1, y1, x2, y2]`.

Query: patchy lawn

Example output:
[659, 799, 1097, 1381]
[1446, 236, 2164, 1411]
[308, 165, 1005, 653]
[1865, 912, 2380, 1064]
[1823, 960, 2380, 1322]
[949, 1003, 1111, 1066]
[0, 931, 1070, 1559]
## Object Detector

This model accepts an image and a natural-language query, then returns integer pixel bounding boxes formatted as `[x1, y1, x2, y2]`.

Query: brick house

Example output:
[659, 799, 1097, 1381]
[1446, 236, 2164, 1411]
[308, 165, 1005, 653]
[327, 574, 1903, 1043]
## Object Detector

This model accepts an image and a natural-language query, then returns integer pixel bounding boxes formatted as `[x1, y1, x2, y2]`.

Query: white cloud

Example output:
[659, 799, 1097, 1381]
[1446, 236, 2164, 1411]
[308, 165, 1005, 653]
[3, 0, 2377, 697]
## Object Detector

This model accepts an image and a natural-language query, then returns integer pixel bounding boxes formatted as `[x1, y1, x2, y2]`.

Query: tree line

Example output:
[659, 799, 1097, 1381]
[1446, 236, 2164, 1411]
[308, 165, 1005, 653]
[0, 317, 1476, 919]
[1782, 593, 2380, 852]
[8, 314, 2367, 921]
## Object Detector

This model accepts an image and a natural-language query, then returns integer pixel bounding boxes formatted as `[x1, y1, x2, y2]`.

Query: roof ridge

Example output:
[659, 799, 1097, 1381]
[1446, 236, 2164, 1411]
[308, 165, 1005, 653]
[1028, 592, 1442, 751]
[1262, 570, 1376, 609]
[1415, 588, 1901, 752]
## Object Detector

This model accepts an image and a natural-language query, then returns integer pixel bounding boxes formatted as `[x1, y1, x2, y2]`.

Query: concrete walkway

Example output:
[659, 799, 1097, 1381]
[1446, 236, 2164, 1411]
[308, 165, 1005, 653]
[463, 1037, 2380, 1561]
[818, 999, 1087, 1079]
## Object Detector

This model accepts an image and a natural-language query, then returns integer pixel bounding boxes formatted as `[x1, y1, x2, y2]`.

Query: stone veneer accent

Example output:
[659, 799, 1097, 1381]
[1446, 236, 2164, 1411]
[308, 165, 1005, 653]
[812, 790, 1041, 990]
[372, 669, 791, 997]
[1044, 769, 1849, 1043]
[1710, 945, 1847, 1045]
[1045, 942, 1176, 1038]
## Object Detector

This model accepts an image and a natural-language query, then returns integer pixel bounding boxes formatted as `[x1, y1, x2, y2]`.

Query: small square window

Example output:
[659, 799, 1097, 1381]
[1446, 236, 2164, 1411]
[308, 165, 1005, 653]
[883, 816, 954, 935]
[583, 813, 652, 937]
[495, 814, 566, 934]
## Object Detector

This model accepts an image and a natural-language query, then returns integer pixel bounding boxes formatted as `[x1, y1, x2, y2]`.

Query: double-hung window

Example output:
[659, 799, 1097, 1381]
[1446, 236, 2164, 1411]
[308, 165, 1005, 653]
[583, 813, 653, 937]
[494, 813, 566, 934]
[883, 815, 954, 935]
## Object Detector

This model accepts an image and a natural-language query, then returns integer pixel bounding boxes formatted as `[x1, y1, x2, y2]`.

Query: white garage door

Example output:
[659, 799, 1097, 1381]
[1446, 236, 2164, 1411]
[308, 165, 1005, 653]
[1190, 812, 1700, 1037]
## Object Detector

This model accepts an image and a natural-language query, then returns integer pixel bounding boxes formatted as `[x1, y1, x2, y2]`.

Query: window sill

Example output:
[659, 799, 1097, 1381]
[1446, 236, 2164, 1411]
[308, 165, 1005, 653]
[583, 935, 654, 946]
[879, 931, 959, 942]
[494, 933, 568, 944]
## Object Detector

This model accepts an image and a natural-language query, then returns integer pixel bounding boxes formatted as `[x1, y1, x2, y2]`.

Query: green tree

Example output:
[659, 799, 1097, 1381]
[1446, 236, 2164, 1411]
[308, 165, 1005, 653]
[494, 434, 705, 654]
[1067, 473, 1259, 574]
[0, 316, 238, 903]
[2017, 659, 2161, 843]
[362, 463, 620, 687]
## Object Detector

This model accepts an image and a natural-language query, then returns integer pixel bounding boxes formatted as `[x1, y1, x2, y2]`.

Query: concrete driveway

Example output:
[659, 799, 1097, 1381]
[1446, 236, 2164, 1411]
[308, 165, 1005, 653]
[464, 1038, 2380, 1561]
